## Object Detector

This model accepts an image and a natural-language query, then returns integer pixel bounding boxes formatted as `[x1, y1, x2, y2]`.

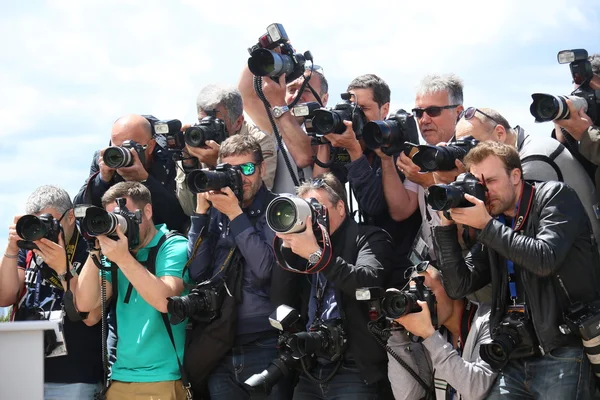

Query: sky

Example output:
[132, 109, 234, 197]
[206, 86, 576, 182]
[0, 0, 599, 245]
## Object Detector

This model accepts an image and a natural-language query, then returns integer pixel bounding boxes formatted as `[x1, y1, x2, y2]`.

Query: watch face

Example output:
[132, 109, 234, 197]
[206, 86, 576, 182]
[273, 107, 282, 118]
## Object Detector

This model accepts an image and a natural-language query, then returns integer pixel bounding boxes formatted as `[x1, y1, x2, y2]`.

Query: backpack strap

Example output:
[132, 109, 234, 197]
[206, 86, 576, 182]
[521, 144, 565, 183]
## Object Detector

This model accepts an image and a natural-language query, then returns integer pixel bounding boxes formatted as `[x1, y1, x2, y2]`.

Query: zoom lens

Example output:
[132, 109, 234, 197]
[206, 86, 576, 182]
[381, 292, 420, 319]
[16, 215, 48, 241]
[81, 208, 127, 236]
[267, 198, 297, 232]
[104, 146, 134, 169]
[427, 185, 465, 211]
[184, 126, 207, 148]
[248, 48, 295, 77]
[186, 170, 232, 194]
[530, 94, 588, 122]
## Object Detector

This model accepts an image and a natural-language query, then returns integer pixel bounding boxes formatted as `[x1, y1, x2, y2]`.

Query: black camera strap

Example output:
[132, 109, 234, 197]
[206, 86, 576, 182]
[513, 181, 535, 233]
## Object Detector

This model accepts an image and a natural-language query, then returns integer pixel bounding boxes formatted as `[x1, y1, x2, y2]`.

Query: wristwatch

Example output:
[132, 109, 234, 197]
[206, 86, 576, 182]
[58, 266, 78, 282]
[307, 249, 323, 265]
[272, 105, 290, 119]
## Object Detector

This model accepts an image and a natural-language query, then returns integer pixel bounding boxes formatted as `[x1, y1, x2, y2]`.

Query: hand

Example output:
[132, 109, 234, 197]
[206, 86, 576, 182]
[196, 192, 211, 214]
[205, 187, 242, 220]
[97, 228, 132, 265]
[276, 216, 321, 260]
[98, 148, 117, 183]
[373, 147, 392, 160]
[324, 121, 362, 161]
[185, 141, 220, 168]
[33, 236, 67, 275]
[262, 73, 287, 107]
[438, 210, 455, 226]
[433, 159, 465, 184]
[397, 153, 434, 188]
[446, 194, 492, 229]
[395, 300, 435, 339]
[554, 99, 593, 141]
[7, 215, 23, 254]
[117, 148, 149, 182]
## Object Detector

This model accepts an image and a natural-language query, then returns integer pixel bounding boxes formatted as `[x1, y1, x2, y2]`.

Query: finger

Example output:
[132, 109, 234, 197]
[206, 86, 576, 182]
[130, 148, 141, 162]
[115, 227, 126, 239]
[205, 141, 220, 150]
[13, 215, 22, 224]
[463, 193, 483, 205]
[57, 234, 65, 247]
[278, 74, 286, 86]
[343, 120, 352, 127]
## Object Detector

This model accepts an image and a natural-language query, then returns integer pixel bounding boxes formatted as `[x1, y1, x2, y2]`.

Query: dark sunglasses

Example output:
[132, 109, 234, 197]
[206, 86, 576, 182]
[459, 107, 502, 126]
[412, 104, 459, 119]
[234, 162, 259, 176]
[403, 261, 430, 280]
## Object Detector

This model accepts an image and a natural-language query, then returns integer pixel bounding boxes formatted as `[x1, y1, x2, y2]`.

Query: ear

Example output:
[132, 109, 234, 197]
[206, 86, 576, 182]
[381, 102, 390, 119]
[146, 138, 156, 154]
[336, 199, 345, 216]
[259, 161, 266, 178]
[320, 93, 329, 107]
[144, 203, 153, 221]
[232, 114, 244, 134]
[510, 168, 521, 185]
[455, 104, 465, 119]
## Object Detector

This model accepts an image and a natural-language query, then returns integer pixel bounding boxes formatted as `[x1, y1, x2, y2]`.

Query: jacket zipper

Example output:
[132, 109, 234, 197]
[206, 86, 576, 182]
[520, 271, 546, 355]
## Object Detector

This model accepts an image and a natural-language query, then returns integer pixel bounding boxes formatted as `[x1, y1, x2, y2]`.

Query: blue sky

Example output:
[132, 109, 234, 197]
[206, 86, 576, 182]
[1, 0, 599, 245]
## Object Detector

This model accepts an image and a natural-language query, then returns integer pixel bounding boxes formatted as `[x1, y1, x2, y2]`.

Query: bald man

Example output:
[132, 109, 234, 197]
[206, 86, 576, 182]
[74, 114, 187, 232]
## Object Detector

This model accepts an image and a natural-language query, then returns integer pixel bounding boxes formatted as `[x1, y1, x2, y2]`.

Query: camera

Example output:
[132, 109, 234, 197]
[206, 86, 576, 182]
[154, 119, 184, 151]
[103, 140, 147, 169]
[292, 101, 322, 142]
[410, 138, 479, 172]
[427, 172, 487, 217]
[74, 198, 142, 249]
[14, 307, 66, 357]
[266, 195, 329, 234]
[245, 305, 348, 394]
[559, 300, 600, 379]
[185, 163, 244, 200]
[311, 93, 367, 137]
[166, 282, 224, 325]
[480, 312, 537, 371]
[16, 214, 61, 251]
[356, 276, 437, 321]
[247, 23, 311, 83]
[184, 115, 228, 148]
[362, 109, 420, 156]
[530, 48, 600, 124]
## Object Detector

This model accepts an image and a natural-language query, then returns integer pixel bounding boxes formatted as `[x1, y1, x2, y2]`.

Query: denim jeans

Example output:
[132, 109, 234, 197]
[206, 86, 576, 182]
[207, 335, 287, 400]
[293, 359, 391, 400]
[44, 382, 102, 400]
[486, 345, 595, 399]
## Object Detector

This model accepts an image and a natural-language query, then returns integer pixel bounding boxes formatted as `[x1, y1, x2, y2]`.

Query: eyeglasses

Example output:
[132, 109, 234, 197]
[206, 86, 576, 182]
[234, 162, 259, 176]
[305, 64, 324, 74]
[411, 104, 460, 119]
[403, 261, 430, 280]
[459, 107, 502, 126]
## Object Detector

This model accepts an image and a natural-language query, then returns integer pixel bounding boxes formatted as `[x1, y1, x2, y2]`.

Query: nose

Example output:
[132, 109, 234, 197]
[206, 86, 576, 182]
[420, 111, 433, 124]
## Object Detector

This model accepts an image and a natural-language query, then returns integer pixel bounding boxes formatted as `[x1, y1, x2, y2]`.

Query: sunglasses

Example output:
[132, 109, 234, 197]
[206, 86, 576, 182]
[403, 261, 430, 280]
[234, 162, 259, 176]
[305, 64, 324, 74]
[412, 104, 460, 119]
[459, 107, 502, 126]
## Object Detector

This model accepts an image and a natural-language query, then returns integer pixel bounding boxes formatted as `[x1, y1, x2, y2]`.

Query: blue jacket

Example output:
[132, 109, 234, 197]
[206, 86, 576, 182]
[187, 185, 277, 337]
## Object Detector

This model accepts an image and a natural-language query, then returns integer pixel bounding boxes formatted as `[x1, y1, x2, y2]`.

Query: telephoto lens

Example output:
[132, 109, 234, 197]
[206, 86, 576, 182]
[81, 207, 127, 236]
[248, 48, 306, 80]
[362, 110, 419, 156]
[529, 94, 588, 122]
[186, 169, 232, 194]
[266, 195, 319, 234]
[103, 146, 134, 169]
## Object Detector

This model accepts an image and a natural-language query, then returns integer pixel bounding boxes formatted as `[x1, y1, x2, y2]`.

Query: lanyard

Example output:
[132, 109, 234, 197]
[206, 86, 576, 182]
[313, 273, 329, 323]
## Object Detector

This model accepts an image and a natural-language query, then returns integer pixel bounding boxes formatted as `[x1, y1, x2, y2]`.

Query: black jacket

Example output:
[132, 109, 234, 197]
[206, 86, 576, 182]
[433, 181, 600, 354]
[74, 144, 187, 233]
[273, 216, 394, 384]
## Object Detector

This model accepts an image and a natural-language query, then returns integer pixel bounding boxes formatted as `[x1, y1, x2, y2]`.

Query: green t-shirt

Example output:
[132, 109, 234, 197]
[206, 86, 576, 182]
[103, 224, 190, 382]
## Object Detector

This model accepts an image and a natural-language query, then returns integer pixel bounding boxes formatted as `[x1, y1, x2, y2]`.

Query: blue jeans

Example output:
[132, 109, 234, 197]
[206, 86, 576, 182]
[486, 346, 595, 399]
[293, 360, 388, 400]
[44, 382, 102, 400]
[208, 335, 286, 400]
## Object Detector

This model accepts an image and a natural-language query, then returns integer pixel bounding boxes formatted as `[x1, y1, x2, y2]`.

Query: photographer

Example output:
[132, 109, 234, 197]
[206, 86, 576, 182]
[432, 141, 598, 399]
[176, 84, 277, 216]
[0, 185, 103, 400]
[186, 134, 283, 399]
[76, 181, 191, 399]
[387, 264, 496, 400]
[316, 74, 421, 287]
[239, 61, 329, 194]
[275, 172, 395, 399]
[74, 114, 187, 233]
[453, 106, 600, 247]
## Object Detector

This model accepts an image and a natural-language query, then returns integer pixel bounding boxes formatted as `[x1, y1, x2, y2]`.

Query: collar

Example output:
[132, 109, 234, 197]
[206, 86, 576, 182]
[243, 184, 269, 218]
[330, 215, 350, 245]
[515, 125, 526, 152]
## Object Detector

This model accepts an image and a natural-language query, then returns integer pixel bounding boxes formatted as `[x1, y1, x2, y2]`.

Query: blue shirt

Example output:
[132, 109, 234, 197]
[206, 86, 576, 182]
[307, 273, 340, 328]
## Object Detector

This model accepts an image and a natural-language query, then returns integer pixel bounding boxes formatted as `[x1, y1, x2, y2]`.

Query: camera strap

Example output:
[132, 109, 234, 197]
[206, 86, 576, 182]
[273, 222, 333, 274]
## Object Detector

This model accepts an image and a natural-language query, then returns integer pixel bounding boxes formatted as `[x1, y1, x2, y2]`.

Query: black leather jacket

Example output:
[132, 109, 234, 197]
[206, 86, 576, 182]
[433, 181, 600, 354]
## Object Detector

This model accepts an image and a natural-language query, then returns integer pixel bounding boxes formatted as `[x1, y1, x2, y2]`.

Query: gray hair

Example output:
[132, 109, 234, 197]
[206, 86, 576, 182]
[590, 53, 600, 76]
[25, 185, 73, 215]
[196, 84, 243, 126]
[311, 70, 329, 95]
[416, 73, 464, 105]
[296, 173, 347, 211]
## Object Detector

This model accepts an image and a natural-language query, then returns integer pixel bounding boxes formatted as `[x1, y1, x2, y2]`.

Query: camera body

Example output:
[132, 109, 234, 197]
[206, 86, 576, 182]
[185, 163, 244, 201]
[480, 311, 537, 371]
[247, 23, 310, 83]
[166, 282, 224, 325]
[560, 300, 600, 379]
[362, 109, 420, 156]
[74, 198, 142, 250]
[427, 172, 487, 219]
[16, 213, 61, 251]
[103, 140, 147, 169]
[292, 101, 322, 142]
[311, 93, 367, 137]
[184, 115, 228, 148]
[410, 138, 479, 172]
[266, 195, 329, 235]
[154, 119, 184, 150]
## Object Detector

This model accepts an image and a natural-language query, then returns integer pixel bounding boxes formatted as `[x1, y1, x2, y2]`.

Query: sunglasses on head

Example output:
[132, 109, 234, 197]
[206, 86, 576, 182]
[234, 162, 259, 176]
[412, 104, 460, 119]
[403, 261, 430, 280]
[459, 107, 502, 126]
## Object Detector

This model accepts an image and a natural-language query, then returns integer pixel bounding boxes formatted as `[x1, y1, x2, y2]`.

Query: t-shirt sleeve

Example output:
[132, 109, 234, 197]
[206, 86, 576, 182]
[403, 178, 419, 193]
[155, 236, 189, 282]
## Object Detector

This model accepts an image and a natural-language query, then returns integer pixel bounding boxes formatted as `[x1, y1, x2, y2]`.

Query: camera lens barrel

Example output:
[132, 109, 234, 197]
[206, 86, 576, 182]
[530, 94, 589, 122]
[104, 146, 134, 169]
[184, 126, 207, 148]
[81, 208, 127, 236]
[186, 170, 232, 194]
[16, 215, 49, 241]
[381, 292, 420, 319]
[248, 48, 296, 78]
[312, 109, 349, 135]
[427, 185, 466, 211]
[266, 196, 314, 234]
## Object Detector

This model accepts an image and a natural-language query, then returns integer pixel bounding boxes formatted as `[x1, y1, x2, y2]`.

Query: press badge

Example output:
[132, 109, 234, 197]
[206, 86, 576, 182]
[409, 226, 430, 266]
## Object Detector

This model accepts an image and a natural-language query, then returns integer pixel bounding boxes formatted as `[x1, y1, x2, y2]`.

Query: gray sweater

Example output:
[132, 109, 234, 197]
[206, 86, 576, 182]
[387, 303, 496, 400]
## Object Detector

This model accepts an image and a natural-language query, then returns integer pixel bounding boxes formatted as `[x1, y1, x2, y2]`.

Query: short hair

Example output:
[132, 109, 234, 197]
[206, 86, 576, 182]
[25, 185, 73, 215]
[196, 84, 243, 126]
[463, 141, 522, 177]
[296, 173, 348, 211]
[307, 69, 329, 95]
[478, 108, 512, 132]
[218, 134, 263, 164]
[101, 181, 152, 208]
[590, 53, 600, 76]
[416, 73, 464, 105]
[347, 74, 391, 108]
